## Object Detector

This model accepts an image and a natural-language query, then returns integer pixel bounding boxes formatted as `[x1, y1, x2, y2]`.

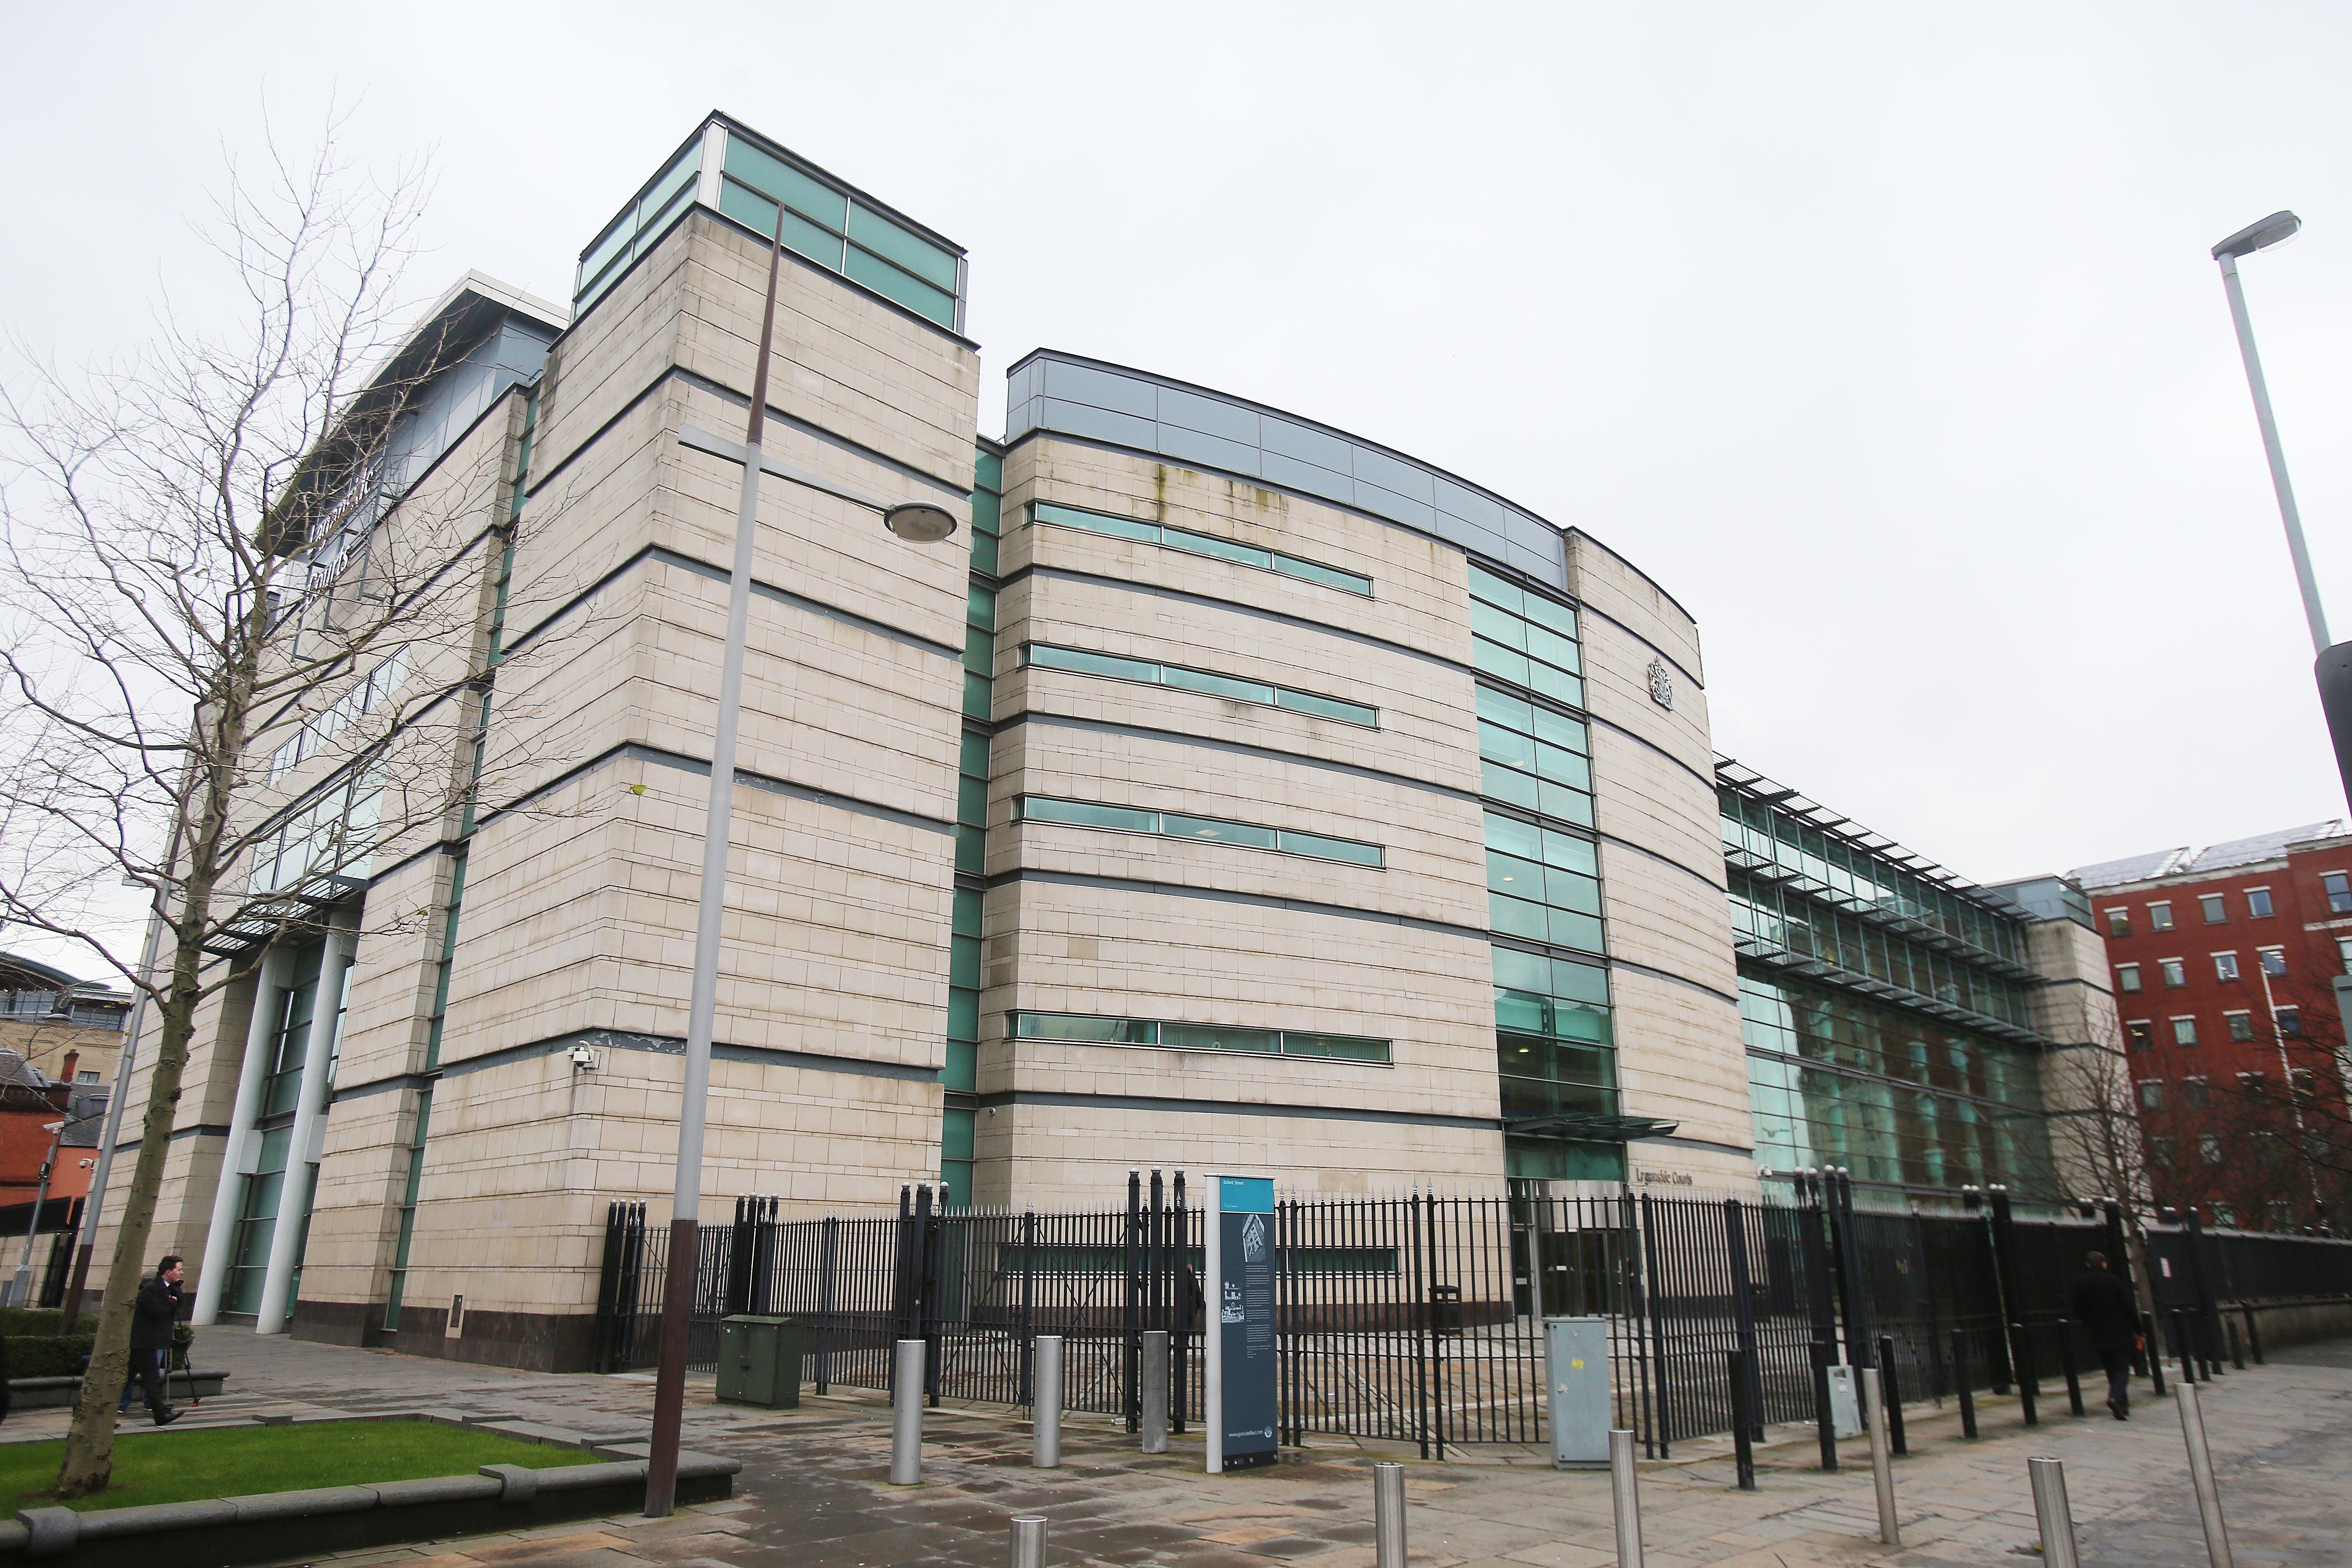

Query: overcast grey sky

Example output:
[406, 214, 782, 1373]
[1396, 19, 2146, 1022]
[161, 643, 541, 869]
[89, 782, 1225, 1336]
[6, 2, 2350, 974]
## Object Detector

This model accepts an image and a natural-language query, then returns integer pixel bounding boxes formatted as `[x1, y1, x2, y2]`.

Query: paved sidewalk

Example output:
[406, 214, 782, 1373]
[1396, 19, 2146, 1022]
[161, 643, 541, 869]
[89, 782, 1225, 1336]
[9, 1331, 2349, 1566]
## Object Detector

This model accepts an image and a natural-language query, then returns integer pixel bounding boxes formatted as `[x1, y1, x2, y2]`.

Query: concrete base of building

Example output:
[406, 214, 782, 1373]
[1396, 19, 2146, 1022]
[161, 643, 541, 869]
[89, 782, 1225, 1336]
[289, 1300, 598, 1373]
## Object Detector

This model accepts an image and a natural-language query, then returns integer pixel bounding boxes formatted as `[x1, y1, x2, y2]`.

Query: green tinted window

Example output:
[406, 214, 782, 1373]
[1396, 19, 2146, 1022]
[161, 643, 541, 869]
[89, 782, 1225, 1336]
[1526, 622, 1581, 674]
[1164, 526, 1271, 568]
[1019, 1013, 1156, 1044]
[1273, 554, 1373, 595]
[1162, 1022, 1279, 1053]
[1162, 813, 1279, 849]
[959, 730, 990, 778]
[1034, 501, 1161, 542]
[1027, 644, 1159, 682]
[1283, 1032, 1390, 1061]
[1475, 640, 1533, 688]
[1522, 593, 1578, 640]
[1476, 686, 1535, 733]
[1164, 666, 1276, 703]
[1472, 601, 1526, 650]
[1278, 829, 1385, 867]
[847, 202, 960, 291]
[1479, 720, 1538, 770]
[967, 584, 997, 628]
[1274, 690, 1377, 726]
[722, 137, 848, 230]
[1468, 563, 1523, 612]
[1019, 797, 1156, 833]
[844, 246, 956, 328]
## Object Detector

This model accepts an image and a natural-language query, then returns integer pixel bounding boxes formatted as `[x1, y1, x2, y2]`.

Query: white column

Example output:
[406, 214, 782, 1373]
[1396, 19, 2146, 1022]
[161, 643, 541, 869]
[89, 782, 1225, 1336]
[190, 943, 294, 1326]
[253, 911, 356, 1334]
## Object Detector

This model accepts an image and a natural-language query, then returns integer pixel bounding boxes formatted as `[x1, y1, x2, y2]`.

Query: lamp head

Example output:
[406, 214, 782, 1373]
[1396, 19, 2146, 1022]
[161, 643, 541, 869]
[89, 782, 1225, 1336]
[883, 501, 960, 543]
[2213, 210, 2302, 260]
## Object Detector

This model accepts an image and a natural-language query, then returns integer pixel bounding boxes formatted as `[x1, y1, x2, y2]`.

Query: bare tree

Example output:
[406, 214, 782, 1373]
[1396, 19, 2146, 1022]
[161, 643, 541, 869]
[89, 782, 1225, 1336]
[0, 123, 578, 1496]
[2040, 995, 2163, 1322]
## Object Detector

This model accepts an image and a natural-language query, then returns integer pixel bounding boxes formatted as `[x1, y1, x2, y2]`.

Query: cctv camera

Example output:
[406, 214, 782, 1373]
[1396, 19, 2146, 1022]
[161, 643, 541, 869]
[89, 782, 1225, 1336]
[568, 1046, 598, 1069]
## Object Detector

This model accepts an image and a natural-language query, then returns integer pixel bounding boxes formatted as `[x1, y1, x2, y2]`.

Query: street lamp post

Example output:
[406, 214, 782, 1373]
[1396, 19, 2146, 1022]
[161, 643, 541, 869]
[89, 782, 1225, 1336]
[2210, 211, 2352, 810]
[640, 209, 958, 1519]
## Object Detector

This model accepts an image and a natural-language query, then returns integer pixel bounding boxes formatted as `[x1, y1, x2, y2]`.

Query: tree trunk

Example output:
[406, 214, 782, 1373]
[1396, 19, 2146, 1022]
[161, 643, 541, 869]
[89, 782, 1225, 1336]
[54, 946, 202, 1496]
[55, 732, 236, 1499]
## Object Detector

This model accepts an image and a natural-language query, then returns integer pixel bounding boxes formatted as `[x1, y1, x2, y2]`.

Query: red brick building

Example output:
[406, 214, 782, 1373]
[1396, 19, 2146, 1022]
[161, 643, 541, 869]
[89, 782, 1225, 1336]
[2074, 822, 2352, 1230]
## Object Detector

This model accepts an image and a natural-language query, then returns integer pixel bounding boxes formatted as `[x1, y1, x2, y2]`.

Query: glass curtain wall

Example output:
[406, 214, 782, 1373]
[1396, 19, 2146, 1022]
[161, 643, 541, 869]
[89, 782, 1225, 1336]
[936, 447, 1000, 1207]
[1719, 774, 2057, 1195]
[224, 953, 319, 1314]
[1470, 563, 1622, 1181]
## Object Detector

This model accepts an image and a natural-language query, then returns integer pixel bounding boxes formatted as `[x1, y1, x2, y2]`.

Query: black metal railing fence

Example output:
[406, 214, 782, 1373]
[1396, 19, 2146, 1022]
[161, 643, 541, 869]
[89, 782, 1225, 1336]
[591, 1173, 2352, 1457]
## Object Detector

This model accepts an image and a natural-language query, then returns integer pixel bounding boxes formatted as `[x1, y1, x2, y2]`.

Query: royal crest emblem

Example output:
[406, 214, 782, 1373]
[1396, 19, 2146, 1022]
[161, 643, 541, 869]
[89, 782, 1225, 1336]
[1647, 658, 1674, 710]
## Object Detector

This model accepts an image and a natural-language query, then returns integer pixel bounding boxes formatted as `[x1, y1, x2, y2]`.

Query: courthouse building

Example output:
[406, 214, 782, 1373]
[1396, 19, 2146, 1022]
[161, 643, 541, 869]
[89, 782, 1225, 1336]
[97, 114, 2100, 1369]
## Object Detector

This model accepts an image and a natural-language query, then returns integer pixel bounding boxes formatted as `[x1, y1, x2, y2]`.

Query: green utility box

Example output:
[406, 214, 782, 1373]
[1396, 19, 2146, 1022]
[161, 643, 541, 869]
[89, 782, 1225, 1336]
[715, 1314, 805, 1408]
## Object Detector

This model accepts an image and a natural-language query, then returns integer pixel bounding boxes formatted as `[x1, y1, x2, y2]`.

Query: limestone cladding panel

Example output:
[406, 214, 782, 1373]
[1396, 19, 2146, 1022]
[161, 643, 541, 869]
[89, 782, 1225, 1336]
[1589, 728, 1734, 967]
[1564, 530, 1704, 689]
[995, 580, 1477, 801]
[996, 440, 1471, 662]
[975, 877, 1494, 1116]
[987, 727, 1485, 930]
[285, 1086, 414, 1308]
[433, 759, 952, 1073]
[1593, 824, 1738, 997]
[333, 851, 450, 1089]
[397, 1048, 941, 1313]
[1602, 967, 1754, 1152]
[2023, 919, 2118, 1048]
[973, 1102, 1502, 1209]
[665, 215, 980, 482]
[529, 219, 692, 483]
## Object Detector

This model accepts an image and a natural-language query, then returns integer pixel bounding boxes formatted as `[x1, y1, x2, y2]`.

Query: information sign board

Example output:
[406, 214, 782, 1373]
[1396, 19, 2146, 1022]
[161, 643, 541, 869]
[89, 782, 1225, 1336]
[1205, 1173, 1277, 1472]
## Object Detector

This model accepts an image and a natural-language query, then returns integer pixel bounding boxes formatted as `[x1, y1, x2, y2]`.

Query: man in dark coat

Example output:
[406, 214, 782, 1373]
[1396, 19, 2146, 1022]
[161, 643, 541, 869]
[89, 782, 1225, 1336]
[2069, 1250, 2142, 1419]
[125, 1255, 186, 1426]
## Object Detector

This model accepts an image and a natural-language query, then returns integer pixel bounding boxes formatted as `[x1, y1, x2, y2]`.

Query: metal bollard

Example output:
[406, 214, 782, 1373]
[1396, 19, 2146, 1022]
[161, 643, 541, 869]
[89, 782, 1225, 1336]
[1809, 1339, 1838, 1471]
[1875, 1335, 1907, 1455]
[2028, 1457, 2080, 1568]
[1726, 1349, 1756, 1491]
[2144, 1311, 2169, 1397]
[1033, 1334, 1063, 1468]
[1609, 1428, 1645, 1567]
[1141, 1329, 1170, 1455]
[2172, 1308, 2198, 1386]
[1373, 1460, 1407, 1568]
[1860, 1364, 1900, 1547]
[1009, 1514, 1047, 1568]
[891, 1338, 925, 1485]
[2176, 1382, 2235, 1568]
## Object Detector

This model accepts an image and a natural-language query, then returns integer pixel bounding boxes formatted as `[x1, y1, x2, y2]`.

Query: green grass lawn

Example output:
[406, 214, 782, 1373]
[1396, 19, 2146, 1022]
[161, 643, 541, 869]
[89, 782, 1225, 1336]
[0, 1421, 603, 1512]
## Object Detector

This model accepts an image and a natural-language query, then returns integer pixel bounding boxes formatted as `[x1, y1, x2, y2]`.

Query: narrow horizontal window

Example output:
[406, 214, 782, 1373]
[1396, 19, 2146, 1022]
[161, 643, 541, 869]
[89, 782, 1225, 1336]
[1014, 1011, 1391, 1064]
[1163, 666, 1276, 704]
[1014, 794, 1385, 867]
[1031, 500, 1372, 595]
[1022, 642, 1377, 728]
[1016, 797, 1157, 833]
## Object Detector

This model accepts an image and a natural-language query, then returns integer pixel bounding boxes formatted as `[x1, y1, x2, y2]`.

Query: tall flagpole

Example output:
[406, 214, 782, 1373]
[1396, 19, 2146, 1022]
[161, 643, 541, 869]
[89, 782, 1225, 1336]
[643, 201, 790, 1518]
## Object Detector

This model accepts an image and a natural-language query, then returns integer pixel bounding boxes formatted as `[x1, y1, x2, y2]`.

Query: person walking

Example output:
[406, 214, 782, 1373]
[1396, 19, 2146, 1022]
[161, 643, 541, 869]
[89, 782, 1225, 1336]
[120, 1255, 186, 1426]
[2069, 1250, 2142, 1420]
